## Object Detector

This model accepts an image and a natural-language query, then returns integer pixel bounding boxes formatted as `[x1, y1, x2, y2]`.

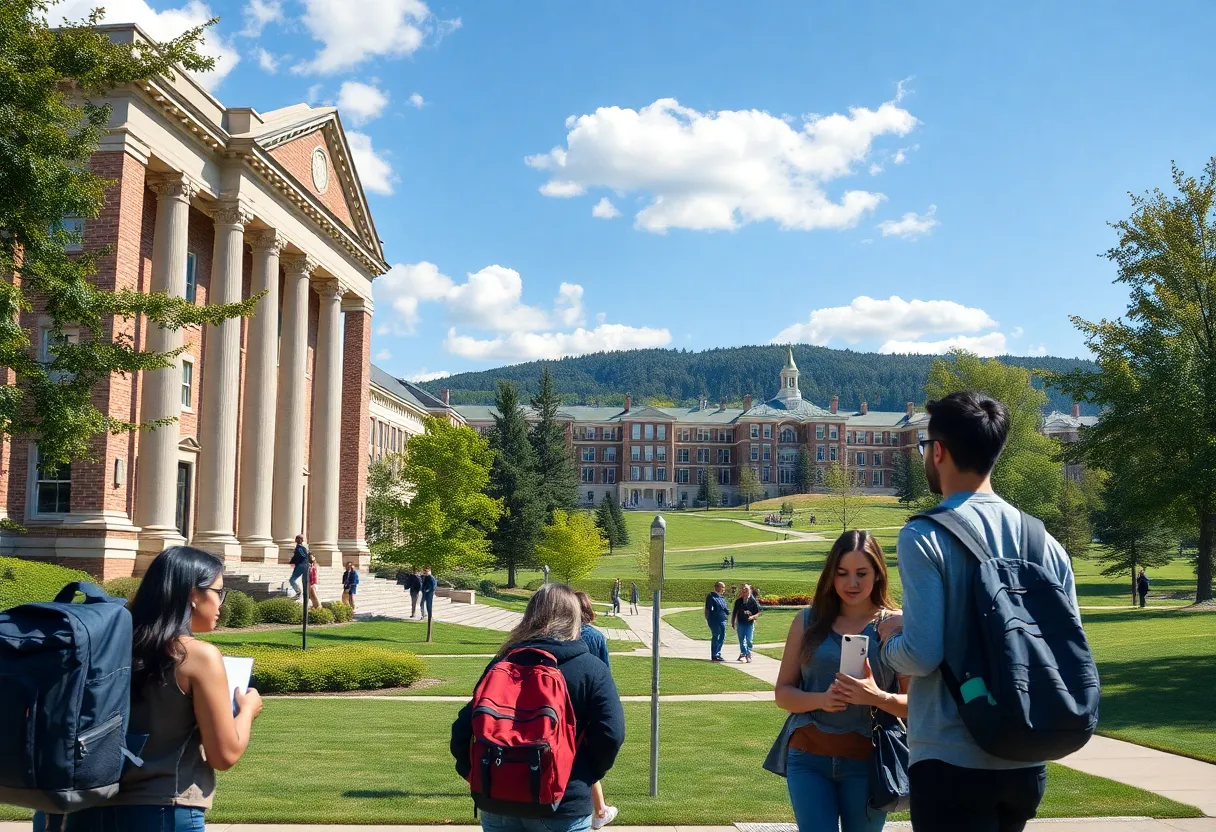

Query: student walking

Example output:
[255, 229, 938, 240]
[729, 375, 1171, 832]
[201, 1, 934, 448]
[629, 582, 640, 616]
[287, 534, 308, 597]
[420, 567, 438, 620]
[766, 530, 907, 832]
[342, 563, 359, 613]
[405, 569, 422, 618]
[610, 578, 622, 616]
[732, 583, 762, 662]
[575, 592, 618, 829]
[1137, 568, 1150, 608]
[306, 555, 321, 610]
[704, 581, 729, 662]
[879, 391, 1082, 832]
[450, 584, 625, 832]
[62, 546, 263, 831]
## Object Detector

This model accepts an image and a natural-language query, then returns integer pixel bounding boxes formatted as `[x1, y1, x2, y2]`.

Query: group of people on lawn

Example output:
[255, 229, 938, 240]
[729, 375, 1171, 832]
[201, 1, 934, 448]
[32, 391, 1082, 832]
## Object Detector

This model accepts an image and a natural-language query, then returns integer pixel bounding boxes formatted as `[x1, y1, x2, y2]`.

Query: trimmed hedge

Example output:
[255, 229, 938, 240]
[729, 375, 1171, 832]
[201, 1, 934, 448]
[760, 595, 812, 607]
[307, 606, 335, 625]
[101, 576, 141, 601]
[257, 596, 303, 625]
[220, 590, 259, 628]
[0, 557, 92, 611]
[231, 645, 426, 693]
[322, 601, 353, 623]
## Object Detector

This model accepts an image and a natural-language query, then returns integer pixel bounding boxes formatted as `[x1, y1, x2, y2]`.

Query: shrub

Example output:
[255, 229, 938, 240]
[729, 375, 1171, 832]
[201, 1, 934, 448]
[221, 590, 259, 627]
[478, 579, 499, 598]
[523, 579, 544, 591]
[230, 645, 426, 693]
[441, 574, 479, 591]
[759, 595, 812, 607]
[257, 596, 303, 625]
[307, 606, 335, 625]
[0, 557, 92, 611]
[101, 576, 141, 601]
[323, 601, 354, 623]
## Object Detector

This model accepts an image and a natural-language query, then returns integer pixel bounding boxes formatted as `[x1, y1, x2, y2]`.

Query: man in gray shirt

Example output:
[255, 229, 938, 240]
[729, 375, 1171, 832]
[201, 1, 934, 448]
[879, 391, 1079, 832]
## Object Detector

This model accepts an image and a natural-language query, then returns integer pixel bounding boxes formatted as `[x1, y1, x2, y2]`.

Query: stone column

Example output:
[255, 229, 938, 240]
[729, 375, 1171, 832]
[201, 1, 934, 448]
[236, 230, 284, 562]
[192, 201, 252, 561]
[337, 296, 373, 568]
[134, 173, 197, 563]
[307, 278, 344, 566]
[271, 253, 316, 557]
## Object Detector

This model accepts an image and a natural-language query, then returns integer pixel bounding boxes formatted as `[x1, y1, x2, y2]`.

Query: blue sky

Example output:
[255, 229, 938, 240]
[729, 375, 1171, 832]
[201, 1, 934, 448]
[71, 0, 1216, 381]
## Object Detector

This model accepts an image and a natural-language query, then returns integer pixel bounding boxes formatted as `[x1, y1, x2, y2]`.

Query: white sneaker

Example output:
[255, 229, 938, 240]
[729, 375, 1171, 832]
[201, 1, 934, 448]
[592, 806, 618, 830]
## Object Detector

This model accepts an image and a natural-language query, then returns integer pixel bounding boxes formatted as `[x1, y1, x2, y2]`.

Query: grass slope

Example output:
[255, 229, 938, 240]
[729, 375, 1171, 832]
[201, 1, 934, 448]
[665, 608, 800, 645]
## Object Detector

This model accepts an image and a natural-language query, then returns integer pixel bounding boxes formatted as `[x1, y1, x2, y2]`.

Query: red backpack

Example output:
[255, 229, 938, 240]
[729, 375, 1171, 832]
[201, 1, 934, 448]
[466, 647, 578, 811]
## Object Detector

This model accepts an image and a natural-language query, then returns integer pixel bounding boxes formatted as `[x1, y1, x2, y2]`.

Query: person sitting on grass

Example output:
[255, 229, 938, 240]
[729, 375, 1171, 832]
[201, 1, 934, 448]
[450, 583, 625, 832]
[731, 583, 762, 663]
[575, 591, 618, 829]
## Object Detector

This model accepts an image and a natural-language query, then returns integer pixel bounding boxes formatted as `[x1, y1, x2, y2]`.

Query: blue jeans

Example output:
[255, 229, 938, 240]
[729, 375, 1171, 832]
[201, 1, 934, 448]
[786, 748, 884, 832]
[288, 562, 307, 594]
[62, 806, 205, 832]
[479, 810, 592, 832]
[420, 592, 434, 618]
[737, 621, 755, 657]
[708, 620, 726, 659]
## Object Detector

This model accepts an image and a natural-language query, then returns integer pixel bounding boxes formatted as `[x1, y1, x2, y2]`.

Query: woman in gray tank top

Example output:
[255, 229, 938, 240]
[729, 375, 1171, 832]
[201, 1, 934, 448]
[64, 547, 264, 832]
[766, 530, 908, 832]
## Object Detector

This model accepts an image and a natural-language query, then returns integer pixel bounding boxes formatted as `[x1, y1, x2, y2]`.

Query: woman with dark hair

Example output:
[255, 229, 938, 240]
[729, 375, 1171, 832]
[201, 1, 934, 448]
[766, 530, 907, 832]
[731, 583, 761, 663]
[65, 546, 263, 832]
[451, 584, 625, 832]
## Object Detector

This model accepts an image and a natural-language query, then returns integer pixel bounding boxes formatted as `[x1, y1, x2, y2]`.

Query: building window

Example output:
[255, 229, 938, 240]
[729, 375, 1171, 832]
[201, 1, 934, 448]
[750, 445, 759, 461]
[830, 425, 839, 440]
[604, 427, 617, 440]
[581, 467, 595, 483]
[644, 446, 654, 462]
[780, 468, 795, 485]
[762, 467, 770, 483]
[830, 446, 838, 462]
[604, 447, 617, 463]
[781, 427, 796, 443]
[368, 418, 375, 460]
[656, 466, 667, 482]
[873, 452, 882, 467]
[677, 448, 689, 463]
[718, 468, 731, 485]
[631, 490, 640, 506]
[750, 424, 759, 439]
[587, 426, 598, 440]
[631, 424, 641, 440]
[657, 446, 667, 462]
[180, 357, 194, 409]
[631, 466, 641, 481]
[582, 447, 596, 462]
[856, 452, 866, 467]
[54, 216, 86, 253]
[725, 430, 734, 442]
[676, 468, 689, 483]
[678, 428, 691, 442]
[697, 428, 711, 442]
[605, 468, 616, 484]
[33, 450, 72, 515]
[816, 445, 825, 462]
[763, 424, 772, 439]
[815, 424, 825, 440]
[846, 431, 854, 445]
[872, 470, 884, 487]
[631, 446, 641, 461]
[763, 445, 771, 462]
[657, 425, 667, 440]
[184, 253, 198, 304]
[644, 466, 654, 481]
[697, 448, 710, 464]
[644, 424, 654, 441]
[718, 448, 731, 464]
[587, 490, 595, 504]
[866, 431, 874, 445]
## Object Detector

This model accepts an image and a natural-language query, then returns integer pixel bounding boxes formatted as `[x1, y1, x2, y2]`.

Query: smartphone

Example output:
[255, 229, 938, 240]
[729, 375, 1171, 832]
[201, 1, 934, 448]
[840, 634, 869, 678]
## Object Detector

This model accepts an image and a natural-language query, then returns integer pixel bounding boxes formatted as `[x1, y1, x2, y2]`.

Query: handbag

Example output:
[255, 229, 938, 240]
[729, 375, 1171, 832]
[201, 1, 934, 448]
[868, 674, 910, 812]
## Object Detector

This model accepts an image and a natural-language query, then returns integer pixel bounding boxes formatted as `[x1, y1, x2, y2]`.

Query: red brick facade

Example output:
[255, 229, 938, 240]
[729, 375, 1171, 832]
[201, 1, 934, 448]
[338, 308, 372, 551]
[269, 131, 356, 232]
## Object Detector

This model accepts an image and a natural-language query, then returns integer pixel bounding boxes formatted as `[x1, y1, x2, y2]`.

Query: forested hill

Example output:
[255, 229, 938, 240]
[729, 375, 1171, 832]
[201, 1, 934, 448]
[417, 345, 1100, 415]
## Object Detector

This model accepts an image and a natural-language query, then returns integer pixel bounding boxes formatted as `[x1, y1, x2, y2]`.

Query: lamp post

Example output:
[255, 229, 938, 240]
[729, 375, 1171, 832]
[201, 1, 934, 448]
[649, 514, 665, 798]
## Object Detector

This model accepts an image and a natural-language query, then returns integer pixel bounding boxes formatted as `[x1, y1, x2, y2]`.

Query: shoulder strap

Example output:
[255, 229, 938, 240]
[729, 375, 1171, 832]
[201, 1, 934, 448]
[1019, 510, 1047, 567]
[914, 506, 992, 565]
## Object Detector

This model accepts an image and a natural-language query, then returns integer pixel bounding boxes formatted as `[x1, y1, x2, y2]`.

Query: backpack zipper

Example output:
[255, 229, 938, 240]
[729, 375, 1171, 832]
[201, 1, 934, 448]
[76, 713, 122, 759]
[472, 705, 559, 723]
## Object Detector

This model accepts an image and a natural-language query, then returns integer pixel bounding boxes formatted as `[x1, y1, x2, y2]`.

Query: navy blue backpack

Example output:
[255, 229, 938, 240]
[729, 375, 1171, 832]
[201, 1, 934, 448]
[0, 582, 140, 812]
[915, 506, 1101, 762]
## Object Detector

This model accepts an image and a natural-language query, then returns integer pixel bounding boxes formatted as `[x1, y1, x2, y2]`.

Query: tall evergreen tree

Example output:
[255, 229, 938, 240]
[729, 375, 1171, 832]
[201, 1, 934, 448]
[738, 466, 761, 510]
[594, 494, 622, 553]
[488, 381, 544, 588]
[891, 448, 930, 508]
[530, 368, 579, 517]
[608, 496, 630, 545]
[1093, 468, 1176, 604]
[795, 445, 813, 494]
[696, 466, 721, 509]
[1046, 478, 1093, 561]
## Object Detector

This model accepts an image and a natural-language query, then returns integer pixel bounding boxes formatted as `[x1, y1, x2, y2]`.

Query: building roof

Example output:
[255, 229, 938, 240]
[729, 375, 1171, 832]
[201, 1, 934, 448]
[845, 410, 915, 427]
[743, 397, 835, 420]
[370, 365, 458, 417]
[1043, 411, 1100, 431]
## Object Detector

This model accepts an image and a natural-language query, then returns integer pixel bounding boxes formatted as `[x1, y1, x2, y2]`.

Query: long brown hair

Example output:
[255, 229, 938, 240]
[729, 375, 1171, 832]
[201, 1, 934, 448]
[575, 590, 596, 624]
[496, 583, 582, 659]
[800, 529, 894, 663]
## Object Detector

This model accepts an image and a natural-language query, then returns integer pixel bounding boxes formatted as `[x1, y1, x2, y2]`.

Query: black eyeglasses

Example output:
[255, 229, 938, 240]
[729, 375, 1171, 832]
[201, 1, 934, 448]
[917, 439, 937, 457]
[204, 587, 228, 604]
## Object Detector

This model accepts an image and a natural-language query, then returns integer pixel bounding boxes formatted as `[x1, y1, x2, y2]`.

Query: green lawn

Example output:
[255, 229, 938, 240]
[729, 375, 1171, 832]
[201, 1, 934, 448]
[413, 655, 770, 696]
[1072, 555, 1195, 607]
[594, 613, 632, 629]
[665, 608, 800, 645]
[618, 511, 780, 549]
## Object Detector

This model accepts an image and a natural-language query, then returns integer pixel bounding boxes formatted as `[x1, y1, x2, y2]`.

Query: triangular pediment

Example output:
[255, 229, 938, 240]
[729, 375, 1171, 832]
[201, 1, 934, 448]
[620, 406, 673, 420]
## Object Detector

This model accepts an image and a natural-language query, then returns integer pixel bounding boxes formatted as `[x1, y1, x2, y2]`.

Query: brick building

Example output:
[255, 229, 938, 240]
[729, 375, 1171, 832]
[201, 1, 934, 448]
[0, 24, 391, 579]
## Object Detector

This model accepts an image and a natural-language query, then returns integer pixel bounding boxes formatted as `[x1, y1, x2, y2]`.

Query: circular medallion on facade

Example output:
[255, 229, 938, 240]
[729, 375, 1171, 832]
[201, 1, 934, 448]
[311, 146, 329, 193]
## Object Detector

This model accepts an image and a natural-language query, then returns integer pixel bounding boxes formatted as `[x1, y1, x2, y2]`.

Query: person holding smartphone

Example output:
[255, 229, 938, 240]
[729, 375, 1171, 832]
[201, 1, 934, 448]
[731, 583, 762, 663]
[766, 530, 908, 832]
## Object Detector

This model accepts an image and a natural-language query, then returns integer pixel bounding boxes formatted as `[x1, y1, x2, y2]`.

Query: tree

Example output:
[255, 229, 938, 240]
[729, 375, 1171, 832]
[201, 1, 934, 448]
[738, 466, 761, 510]
[1092, 468, 1176, 604]
[0, 3, 255, 491]
[608, 497, 630, 546]
[530, 368, 579, 517]
[823, 460, 860, 533]
[1048, 160, 1216, 602]
[1046, 478, 1093, 561]
[925, 351, 1064, 520]
[795, 445, 813, 494]
[594, 494, 623, 553]
[696, 466, 720, 510]
[488, 381, 545, 587]
[537, 510, 606, 584]
[890, 448, 930, 509]
[365, 417, 502, 574]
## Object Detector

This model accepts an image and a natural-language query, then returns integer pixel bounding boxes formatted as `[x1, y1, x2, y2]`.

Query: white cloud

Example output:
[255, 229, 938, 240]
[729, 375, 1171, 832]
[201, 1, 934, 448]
[306, 84, 323, 104]
[868, 163, 883, 176]
[1028, 343, 1049, 356]
[347, 131, 394, 195]
[774, 296, 996, 347]
[1010, 326, 1025, 339]
[445, 324, 672, 363]
[374, 348, 393, 361]
[445, 266, 552, 333]
[293, 0, 458, 74]
[407, 369, 452, 383]
[554, 283, 585, 327]
[592, 197, 621, 219]
[409, 93, 425, 108]
[240, 0, 282, 36]
[879, 333, 1008, 357]
[337, 81, 390, 126]
[54, 0, 240, 90]
[893, 144, 919, 165]
[877, 205, 938, 239]
[526, 95, 917, 233]
[374, 261, 455, 334]
[253, 47, 278, 73]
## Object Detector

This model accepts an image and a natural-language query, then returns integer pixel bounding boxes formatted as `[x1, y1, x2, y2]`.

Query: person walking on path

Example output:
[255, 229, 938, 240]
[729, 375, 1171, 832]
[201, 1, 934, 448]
[1137, 568, 1151, 608]
[287, 534, 308, 597]
[405, 568, 422, 619]
[342, 563, 359, 613]
[767, 530, 907, 832]
[878, 391, 1080, 832]
[629, 581, 640, 616]
[705, 581, 729, 662]
[450, 584, 625, 832]
[306, 554, 321, 610]
[732, 583, 762, 662]
[420, 567, 438, 620]
[575, 592, 619, 829]
[610, 578, 622, 616]
[61, 546, 263, 831]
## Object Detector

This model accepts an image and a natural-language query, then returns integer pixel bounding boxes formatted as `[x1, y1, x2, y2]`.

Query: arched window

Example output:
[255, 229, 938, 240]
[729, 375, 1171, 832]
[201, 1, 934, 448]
[780, 428, 796, 443]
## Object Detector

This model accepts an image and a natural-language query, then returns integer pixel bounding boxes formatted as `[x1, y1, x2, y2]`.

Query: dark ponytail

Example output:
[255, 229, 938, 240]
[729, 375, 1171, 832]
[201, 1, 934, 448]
[129, 546, 224, 695]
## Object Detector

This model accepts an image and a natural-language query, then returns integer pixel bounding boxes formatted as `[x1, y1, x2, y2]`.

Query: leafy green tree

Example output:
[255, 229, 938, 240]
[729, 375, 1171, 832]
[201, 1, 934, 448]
[1092, 465, 1176, 604]
[594, 494, 623, 553]
[823, 460, 860, 533]
[608, 496, 630, 545]
[696, 466, 720, 510]
[795, 445, 813, 494]
[538, 510, 606, 584]
[738, 466, 761, 510]
[488, 381, 545, 587]
[0, 2, 255, 501]
[365, 417, 502, 573]
[1049, 160, 1216, 602]
[1046, 478, 1093, 561]
[926, 351, 1064, 520]
[530, 368, 579, 517]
